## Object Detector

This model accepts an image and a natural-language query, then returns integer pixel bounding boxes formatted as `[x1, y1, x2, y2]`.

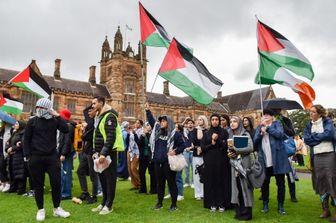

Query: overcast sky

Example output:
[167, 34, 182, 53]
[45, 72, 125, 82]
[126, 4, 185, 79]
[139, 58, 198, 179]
[1, 0, 335, 108]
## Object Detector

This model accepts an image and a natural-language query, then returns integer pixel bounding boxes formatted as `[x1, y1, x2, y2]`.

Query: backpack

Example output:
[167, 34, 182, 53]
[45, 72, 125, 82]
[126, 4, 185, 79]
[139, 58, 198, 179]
[73, 124, 83, 152]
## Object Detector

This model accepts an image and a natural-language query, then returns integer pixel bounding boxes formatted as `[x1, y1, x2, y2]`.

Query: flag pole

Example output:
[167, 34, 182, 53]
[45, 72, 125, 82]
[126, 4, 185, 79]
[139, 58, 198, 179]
[150, 74, 159, 93]
[255, 14, 264, 117]
[140, 41, 147, 119]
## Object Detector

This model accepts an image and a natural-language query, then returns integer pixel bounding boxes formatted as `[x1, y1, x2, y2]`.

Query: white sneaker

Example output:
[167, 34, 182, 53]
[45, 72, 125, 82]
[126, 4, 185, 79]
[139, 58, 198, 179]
[219, 207, 225, 213]
[36, 209, 45, 221]
[99, 206, 113, 215]
[0, 183, 4, 191]
[183, 183, 190, 188]
[2, 183, 10, 192]
[164, 194, 171, 199]
[53, 207, 70, 218]
[91, 204, 103, 212]
[190, 184, 194, 189]
[210, 206, 217, 212]
[177, 195, 184, 201]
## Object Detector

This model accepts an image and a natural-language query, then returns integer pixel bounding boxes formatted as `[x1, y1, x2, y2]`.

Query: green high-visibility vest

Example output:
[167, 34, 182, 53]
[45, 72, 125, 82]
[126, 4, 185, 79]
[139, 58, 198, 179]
[94, 112, 124, 152]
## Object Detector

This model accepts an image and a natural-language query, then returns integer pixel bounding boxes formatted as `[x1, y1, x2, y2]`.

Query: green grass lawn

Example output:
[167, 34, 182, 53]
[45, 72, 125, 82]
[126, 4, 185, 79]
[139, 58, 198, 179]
[0, 158, 329, 223]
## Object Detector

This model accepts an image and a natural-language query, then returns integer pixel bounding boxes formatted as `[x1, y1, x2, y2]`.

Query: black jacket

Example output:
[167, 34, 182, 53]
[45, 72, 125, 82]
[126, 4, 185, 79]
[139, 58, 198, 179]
[24, 116, 69, 157]
[57, 120, 76, 157]
[93, 105, 118, 157]
[6, 129, 25, 180]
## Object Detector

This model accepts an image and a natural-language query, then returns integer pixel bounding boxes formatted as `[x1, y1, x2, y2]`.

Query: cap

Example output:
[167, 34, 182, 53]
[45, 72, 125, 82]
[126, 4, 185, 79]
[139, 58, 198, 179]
[59, 109, 71, 120]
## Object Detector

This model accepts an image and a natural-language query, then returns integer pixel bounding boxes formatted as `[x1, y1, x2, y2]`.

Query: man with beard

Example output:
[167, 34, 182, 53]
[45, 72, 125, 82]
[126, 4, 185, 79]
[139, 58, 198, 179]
[90, 96, 124, 215]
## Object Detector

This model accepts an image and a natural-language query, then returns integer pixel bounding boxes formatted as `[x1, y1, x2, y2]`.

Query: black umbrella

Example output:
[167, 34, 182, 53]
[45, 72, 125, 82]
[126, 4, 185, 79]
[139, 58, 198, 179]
[262, 98, 303, 110]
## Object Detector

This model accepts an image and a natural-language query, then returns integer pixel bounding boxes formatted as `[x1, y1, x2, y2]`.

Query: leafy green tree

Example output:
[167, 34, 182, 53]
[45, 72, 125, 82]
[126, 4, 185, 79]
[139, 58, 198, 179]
[289, 110, 309, 136]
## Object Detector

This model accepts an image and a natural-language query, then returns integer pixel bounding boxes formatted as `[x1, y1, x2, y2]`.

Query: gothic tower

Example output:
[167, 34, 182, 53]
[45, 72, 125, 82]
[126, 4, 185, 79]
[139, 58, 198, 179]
[100, 27, 147, 121]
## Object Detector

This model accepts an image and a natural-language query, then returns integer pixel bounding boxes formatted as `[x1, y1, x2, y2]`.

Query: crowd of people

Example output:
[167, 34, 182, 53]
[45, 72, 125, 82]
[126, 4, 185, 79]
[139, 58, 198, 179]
[0, 96, 336, 222]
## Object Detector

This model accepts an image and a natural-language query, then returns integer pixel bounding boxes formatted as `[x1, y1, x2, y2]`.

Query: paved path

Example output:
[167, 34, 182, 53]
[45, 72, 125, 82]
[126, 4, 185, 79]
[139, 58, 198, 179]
[296, 171, 311, 179]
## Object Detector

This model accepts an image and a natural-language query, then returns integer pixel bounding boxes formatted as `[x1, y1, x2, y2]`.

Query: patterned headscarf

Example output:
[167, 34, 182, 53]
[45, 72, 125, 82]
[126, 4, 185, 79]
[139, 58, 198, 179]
[35, 98, 53, 119]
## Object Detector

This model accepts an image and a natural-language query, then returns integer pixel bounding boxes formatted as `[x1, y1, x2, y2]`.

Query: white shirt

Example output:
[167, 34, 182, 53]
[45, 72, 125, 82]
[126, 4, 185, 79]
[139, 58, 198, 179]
[311, 118, 334, 154]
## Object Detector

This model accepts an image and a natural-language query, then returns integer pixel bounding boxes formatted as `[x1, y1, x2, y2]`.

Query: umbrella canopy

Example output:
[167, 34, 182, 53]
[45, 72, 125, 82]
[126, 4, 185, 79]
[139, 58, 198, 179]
[0, 111, 16, 125]
[262, 98, 303, 110]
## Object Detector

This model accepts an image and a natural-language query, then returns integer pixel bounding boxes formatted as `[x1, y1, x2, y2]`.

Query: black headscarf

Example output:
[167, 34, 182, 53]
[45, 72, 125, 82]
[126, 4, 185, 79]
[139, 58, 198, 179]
[209, 113, 221, 135]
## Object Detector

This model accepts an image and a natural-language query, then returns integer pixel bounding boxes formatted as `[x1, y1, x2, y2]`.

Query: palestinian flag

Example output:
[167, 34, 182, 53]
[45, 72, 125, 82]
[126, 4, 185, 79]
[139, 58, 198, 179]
[9, 65, 51, 98]
[139, 2, 171, 48]
[0, 94, 23, 115]
[158, 38, 223, 105]
[255, 20, 315, 108]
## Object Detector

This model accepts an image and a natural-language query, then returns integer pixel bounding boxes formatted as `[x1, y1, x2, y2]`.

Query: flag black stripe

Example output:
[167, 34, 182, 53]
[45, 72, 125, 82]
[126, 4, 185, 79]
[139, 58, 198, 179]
[143, 5, 171, 42]
[259, 21, 288, 41]
[175, 39, 223, 86]
[29, 67, 52, 95]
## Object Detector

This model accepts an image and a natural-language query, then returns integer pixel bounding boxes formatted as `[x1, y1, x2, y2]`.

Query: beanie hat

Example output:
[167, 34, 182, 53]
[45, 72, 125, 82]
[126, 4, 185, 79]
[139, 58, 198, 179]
[36, 98, 53, 110]
[59, 109, 71, 120]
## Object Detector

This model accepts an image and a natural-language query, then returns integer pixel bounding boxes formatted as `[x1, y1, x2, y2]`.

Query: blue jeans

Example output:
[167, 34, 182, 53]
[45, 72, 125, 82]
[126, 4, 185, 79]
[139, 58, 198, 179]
[176, 171, 183, 196]
[61, 153, 74, 198]
[183, 151, 193, 185]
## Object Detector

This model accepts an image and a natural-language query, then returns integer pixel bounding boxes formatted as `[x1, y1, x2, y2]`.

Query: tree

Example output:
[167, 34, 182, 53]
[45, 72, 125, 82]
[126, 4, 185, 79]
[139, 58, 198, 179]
[289, 110, 309, 136]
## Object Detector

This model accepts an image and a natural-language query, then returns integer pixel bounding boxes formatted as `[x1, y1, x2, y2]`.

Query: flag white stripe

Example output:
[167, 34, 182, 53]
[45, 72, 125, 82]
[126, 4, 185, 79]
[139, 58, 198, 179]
[3, 98, 23, 110]
[274, 39, 310, 64]
[177, 61, 221, 97]
[25, 77, 50, 98]
[274, 68, 304, 93]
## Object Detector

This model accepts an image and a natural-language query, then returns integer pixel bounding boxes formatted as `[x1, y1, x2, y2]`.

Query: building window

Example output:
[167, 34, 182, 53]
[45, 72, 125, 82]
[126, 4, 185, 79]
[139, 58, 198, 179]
[67, 99, 76, 113]
[53, 96, 60, 111]
[22, 91, 38, 113]
[124, 94, 135, 117]
[124, 79, 135, 94]
[127, 65, 134, 73]
[124, 102, 135, 117]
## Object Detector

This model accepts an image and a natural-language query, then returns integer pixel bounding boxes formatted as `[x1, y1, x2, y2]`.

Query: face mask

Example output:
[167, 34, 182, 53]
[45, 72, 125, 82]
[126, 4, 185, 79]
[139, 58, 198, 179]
[36, 108, 52, 119]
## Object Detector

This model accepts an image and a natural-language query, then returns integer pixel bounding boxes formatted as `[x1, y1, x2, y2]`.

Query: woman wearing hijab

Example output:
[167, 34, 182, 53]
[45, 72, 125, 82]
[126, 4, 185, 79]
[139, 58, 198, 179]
[201, 114, 231, 212]
[145, 103, 185, 212]
[227, 116, 254, 221]
[304, 105, 336, 220]
[190, 115, 208, 200]
[5, 121, 27, 194]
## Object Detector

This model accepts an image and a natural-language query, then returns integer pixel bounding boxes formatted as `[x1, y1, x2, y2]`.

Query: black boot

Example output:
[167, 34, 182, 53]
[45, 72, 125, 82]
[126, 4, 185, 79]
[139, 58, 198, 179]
[261, 201, 269, 213]
[278, 202, 286, 215]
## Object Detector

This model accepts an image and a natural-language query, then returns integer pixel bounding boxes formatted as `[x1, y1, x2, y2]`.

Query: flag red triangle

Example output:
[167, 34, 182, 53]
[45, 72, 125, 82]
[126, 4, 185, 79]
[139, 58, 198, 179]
[10, 66, 30, 83]
[0, 94, 6, 107]
[159, 39, 186, 73]
[257, 21, 284, 52]
[139, 2, 156, 43]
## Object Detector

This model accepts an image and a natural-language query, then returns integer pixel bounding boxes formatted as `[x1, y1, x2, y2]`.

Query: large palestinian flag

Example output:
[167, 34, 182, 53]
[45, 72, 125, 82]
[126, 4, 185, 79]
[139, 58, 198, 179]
[0, 94, 23, 115]
[255, 20, 315, 108]
[158, 38, 223, 105]
[139, 2, 171, 48]
[9, 65, 51, 98]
